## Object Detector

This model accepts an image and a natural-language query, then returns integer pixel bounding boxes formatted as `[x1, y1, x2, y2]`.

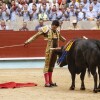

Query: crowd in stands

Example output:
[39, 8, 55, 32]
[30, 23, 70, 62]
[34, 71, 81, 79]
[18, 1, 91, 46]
[0, 0, 100, 21]
[0, 0, 100, 30]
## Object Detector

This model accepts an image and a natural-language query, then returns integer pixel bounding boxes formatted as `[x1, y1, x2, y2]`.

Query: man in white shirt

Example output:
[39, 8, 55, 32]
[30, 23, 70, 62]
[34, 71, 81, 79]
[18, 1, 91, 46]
[1, 3, 10, 21]
[21, 5, 30, 21]
[28, 0, 41, 11]
[29, 4, 39, 20]
[69, 0, 79, 9]
[86, 4, 97, 21]
[0, 20, 9, 30]
[91, 0, 100, 12]
[77, 4, 85, 21]
[80, 0, 90, 12]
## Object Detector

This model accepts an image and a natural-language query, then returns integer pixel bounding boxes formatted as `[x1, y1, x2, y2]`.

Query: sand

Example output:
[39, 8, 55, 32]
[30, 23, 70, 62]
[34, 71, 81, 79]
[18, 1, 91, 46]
[0, 68, 100, 100]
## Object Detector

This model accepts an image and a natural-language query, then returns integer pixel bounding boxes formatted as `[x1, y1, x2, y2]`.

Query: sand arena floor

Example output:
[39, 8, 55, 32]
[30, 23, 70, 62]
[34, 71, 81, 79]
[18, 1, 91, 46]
[0, 68, 100, 100]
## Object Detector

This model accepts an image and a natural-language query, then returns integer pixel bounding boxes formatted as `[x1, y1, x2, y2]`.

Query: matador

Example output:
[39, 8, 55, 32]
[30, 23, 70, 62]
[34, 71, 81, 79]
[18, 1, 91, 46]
[24, 20, 66, 87]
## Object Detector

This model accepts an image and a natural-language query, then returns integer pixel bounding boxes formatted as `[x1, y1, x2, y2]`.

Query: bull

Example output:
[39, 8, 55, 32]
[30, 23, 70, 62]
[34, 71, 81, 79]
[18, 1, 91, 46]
[54, 38, 100, 93]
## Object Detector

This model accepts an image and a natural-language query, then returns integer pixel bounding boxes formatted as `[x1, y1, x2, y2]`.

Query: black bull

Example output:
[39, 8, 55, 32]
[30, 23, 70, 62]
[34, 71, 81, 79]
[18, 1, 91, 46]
[54, 38, 100, 93]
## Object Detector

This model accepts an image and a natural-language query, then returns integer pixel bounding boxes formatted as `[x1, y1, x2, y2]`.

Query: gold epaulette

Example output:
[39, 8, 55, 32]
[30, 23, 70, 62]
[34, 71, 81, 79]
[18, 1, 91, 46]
[41, 25, 49, 33]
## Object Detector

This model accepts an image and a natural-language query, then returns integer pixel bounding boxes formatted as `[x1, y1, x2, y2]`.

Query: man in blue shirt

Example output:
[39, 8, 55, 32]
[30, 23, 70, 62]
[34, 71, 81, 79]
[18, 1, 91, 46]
[35, 19, 44, 31]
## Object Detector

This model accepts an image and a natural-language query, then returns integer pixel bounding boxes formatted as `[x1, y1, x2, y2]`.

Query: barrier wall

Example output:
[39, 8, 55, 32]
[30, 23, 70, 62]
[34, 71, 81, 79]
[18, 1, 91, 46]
[0, 30, 100, 58]
[6, 20, 98, 30]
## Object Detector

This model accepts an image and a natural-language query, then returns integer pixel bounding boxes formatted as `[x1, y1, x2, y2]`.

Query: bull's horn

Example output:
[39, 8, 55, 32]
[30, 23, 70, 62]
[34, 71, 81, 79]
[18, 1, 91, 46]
[83, 36, 88, 39]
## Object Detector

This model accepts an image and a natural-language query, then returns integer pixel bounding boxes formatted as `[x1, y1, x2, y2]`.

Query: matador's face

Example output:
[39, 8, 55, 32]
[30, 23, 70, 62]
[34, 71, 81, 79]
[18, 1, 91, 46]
[51, 25, 58, 31]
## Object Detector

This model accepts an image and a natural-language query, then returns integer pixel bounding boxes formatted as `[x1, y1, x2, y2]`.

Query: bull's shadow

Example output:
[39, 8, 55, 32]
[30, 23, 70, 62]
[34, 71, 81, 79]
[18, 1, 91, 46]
[54, 38, 100, 93]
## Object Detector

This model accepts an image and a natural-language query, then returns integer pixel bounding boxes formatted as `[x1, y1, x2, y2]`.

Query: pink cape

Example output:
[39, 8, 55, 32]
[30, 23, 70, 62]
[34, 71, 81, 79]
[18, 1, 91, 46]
[0, 82, 37, 88]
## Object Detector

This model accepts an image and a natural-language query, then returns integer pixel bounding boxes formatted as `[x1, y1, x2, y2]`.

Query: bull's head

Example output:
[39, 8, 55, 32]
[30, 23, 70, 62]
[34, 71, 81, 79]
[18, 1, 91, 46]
[50, 46, 68, 67]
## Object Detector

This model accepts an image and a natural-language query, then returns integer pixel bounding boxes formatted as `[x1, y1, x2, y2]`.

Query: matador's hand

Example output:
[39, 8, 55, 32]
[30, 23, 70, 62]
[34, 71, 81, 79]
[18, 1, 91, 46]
[24, 42, 29, 47]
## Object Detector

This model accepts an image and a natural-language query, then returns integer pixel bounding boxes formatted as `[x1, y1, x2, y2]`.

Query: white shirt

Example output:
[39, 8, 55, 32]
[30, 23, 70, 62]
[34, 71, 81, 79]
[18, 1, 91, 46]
[77, 11, 85, 20]
[28, 3, 41, 11]
[10, 11, 17, 21]
[0, 25, 9, 30]
[2, 9, 10, 21]
[81, 2, 90, 12]
[86, 9, 97, 19]
[91, 2, 100, 12]
[69, 2, 79, 9]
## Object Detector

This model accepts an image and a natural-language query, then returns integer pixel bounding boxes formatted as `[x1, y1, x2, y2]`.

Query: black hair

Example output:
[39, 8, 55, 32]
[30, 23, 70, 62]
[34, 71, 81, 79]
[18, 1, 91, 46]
[39, 18, 43, 21]
[52, 20, 60, 27]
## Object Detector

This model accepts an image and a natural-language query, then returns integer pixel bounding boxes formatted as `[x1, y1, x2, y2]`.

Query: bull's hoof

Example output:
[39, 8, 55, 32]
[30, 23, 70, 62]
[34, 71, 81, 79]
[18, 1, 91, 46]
[97, 89, 100, 92]
[70, 87, 75, 90]
[97, 88, 100, 92]
[97, 86, 100, 92]
[93, 89, 98, 93]
[80, 87, 85, 90]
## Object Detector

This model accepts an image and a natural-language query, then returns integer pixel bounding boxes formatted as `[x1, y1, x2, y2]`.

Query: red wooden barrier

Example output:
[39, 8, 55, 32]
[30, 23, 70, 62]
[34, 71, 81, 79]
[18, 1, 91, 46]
[0, 30, 99, 58]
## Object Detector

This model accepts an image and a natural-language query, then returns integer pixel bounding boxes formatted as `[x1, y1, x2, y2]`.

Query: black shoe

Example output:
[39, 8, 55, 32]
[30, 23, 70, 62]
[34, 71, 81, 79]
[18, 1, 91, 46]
[44, 84, 52, 87]
[50, 83, 57, 87]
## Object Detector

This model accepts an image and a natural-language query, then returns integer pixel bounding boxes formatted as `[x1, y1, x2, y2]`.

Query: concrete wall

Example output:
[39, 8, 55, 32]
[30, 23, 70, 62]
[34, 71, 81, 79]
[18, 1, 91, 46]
[6, 20, 98, 31]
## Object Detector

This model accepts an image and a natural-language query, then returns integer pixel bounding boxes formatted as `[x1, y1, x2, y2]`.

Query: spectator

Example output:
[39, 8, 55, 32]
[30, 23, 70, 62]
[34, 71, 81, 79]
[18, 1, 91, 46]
[80, 0, 90, 12]
[59, 6, 69, 21]
[76, 4, 85, 21]
[49, 5, 58, 20]
[91, 0, 100, 12]
[38, 4, 49, 20]
[29, 4, 39, 20]
[18, 0, 27, 8]
[16, 0, 28, 16]
[1, 2, 10, 21]
[50, 0, 59, 9]
[35, 19, 44, 31]
[86, 4, 97, 21]
[40, 3, 49, 13]
[68, 19, 80, 30]
[0, 20, 9, 30]
[28, 0, 40, 11]
[68, 5, 77, 20]
[19, 22, 29, 31]
[59, 0, 67, 9]
[0, 4, 2, 20]
[17, 0, 28, 10]
[69, 0, 79, 9]
[21, 4, 30, 21]
[39, 0, 50, 10]
[10, 0, 18, 21]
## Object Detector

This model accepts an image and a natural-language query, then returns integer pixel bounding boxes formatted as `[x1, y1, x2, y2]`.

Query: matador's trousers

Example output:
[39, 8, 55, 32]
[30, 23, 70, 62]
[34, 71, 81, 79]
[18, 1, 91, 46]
[43, 39, 58, 73]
